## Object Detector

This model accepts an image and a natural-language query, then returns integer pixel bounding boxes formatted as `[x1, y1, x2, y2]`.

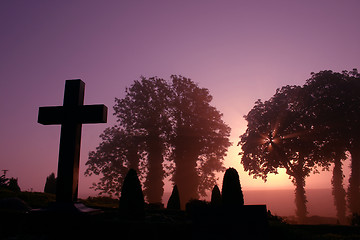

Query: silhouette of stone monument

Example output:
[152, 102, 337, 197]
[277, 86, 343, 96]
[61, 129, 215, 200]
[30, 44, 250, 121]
[38, 80, 107, 206]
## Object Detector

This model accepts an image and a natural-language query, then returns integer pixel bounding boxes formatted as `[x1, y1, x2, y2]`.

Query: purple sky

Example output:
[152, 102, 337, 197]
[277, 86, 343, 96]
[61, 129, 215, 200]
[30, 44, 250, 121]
[1, 0, 359, 212]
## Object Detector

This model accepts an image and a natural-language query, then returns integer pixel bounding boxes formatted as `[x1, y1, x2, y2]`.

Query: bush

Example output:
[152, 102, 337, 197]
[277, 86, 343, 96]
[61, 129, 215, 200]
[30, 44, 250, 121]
[83, 196, 118, 208]
[211, 185, 222, 207]
[186, 199, 210, 219]
[18, 192, 55, 208]
[44, 173, 56, 194]
[119, 169, 144, 216]
[0, 189, 55, 209]
[167, 185, 180, 210]
[222, 168, 244, 208]
[351, 213, 360, 226]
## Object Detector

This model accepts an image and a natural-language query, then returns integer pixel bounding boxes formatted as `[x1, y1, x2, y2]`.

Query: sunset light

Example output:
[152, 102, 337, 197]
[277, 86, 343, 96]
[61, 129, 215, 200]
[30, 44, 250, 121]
[1, 1, 360, 238]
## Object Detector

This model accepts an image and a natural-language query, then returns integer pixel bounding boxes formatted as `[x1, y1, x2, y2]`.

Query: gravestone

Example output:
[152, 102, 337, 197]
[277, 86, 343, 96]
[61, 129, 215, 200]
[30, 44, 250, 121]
[38, 79, 107, 204]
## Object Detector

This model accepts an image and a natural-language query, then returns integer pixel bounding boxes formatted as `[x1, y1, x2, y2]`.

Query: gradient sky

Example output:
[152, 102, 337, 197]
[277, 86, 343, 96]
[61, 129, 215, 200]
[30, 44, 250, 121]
[1, 1, 360, 212]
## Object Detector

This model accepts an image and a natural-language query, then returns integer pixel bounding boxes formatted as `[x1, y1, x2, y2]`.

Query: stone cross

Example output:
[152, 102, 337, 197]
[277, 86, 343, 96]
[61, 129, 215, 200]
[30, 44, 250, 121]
[38, 80, 107, 203]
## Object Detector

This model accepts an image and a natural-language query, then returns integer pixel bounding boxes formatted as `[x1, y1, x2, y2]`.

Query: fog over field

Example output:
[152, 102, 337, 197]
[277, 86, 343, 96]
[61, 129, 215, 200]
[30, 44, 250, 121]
[158, 189, 336, 218]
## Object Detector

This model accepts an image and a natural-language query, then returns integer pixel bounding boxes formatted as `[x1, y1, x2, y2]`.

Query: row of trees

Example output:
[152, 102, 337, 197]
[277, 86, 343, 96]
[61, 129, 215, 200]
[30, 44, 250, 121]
[239, 69, 360, 223]
[85, 76, 231, 206]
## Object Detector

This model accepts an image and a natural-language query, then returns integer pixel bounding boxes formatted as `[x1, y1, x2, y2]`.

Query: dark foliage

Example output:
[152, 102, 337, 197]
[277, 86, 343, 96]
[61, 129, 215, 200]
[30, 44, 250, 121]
[267, 210, 287, 225]
[0, 173, 20, 192]
[0, 178, 20, 192]
[239, 85, 317, 223]
[0, 175, 8, 188]
[167, 185, 180, 210]
[222, 168, 244, 208]
[0, 189, 55, 209]
[85, 128, 137, 197]
[7, 178, 20, 192]
[351, 213, 360, 226]
[304, 70, 360, 216]
[185, 199, 210, 220]
[44, 172, 56, 194]
[86, 76, 231, 205]
[210, 185, 221, 207]
[83, 196, 118, 208]
[119, 169, 144, 216]
[170, 75, 231, 206]
[239, 70, 360, 223]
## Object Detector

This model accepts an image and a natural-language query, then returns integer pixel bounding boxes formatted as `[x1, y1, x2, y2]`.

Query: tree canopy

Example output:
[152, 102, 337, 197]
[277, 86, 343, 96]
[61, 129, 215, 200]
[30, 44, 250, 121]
[240, 85, 319, 222]
[86, 75, 231, 204]
[239, 69, 360, 222]
[304, 69, 360, 215]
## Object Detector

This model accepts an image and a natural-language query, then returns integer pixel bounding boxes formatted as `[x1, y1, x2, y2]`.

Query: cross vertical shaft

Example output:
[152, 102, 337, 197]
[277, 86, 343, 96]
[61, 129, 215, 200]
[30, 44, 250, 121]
[57, 80, 84, 202]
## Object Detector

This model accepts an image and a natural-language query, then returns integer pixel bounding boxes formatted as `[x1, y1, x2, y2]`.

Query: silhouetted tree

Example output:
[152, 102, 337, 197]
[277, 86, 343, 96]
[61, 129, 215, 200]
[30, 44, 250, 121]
[222, 168, 244, 208]
[211, 185, 222, 207]
[304, 70, 360, 218]
[167, 185, 180, 210]
[115, 77, 172, 204]
[0, 175, 8, 188]
[86, 76, 231, 205]
[240, 70, 360, 223]
[85, 128, 142, 197]
[332, 156, 347, 223]
[119, 169, 144, 216]
[87, 77, 171, 203]
[7, 178, 20, 192]
[240, 85, 322, 223]
[170, 75, 231, 207]
[0, 171, 20, 192]
[44, 172, 56, 194]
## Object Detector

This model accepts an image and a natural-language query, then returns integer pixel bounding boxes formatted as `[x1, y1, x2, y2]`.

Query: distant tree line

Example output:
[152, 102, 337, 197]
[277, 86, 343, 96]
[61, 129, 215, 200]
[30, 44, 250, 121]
[239, 69, 360, 224]
[85, 75, 231, 206]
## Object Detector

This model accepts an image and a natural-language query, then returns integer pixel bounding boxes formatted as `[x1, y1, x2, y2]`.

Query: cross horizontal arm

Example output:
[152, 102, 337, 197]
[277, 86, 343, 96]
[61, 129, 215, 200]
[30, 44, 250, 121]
[79, 105, 108, 124]
[38, 105, 108, 125]
[38, 106, 64, 125]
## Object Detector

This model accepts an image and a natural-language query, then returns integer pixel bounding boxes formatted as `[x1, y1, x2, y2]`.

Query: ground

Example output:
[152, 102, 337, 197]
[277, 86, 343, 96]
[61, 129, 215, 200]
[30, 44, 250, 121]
[1, 191, 360, 240]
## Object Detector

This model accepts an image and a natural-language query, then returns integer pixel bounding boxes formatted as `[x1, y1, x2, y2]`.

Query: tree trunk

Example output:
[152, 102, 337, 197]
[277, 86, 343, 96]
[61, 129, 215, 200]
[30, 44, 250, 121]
[144, 135, 164, 203]
[294, 172, 307, 224]
[127, 142, 140, 172]
[173, 135, 200, 209]
[332, 156, 347, 224]
[174, 152, 199, 209]
[348, 146, 360, 214]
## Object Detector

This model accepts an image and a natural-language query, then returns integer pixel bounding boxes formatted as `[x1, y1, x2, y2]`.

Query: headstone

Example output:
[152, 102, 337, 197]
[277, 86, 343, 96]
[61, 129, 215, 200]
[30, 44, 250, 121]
[38, 79, 107, 203]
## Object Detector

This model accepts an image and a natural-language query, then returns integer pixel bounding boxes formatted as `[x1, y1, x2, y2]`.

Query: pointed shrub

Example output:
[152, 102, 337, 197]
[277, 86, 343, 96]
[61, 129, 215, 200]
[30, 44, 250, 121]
[44, 173, 56, 194]
[222, 168, 244, 208]
[167, 185, 180, 210]
[119, 169, 144, 216]
[211, 185, 222, 207]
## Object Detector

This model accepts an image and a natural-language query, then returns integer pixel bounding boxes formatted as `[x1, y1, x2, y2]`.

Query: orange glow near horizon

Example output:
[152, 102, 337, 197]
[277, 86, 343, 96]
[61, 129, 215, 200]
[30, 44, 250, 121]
[224, 132, 351, 193]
